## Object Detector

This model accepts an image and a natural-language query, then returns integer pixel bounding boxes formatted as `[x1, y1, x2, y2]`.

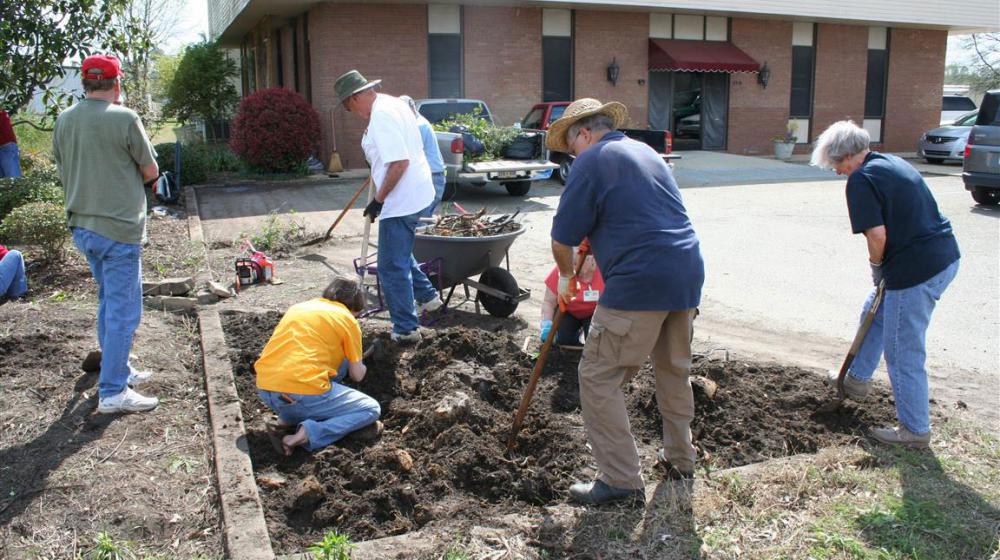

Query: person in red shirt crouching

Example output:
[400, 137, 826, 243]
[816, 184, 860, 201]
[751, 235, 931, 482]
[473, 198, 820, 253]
[539, 242, 604, 347]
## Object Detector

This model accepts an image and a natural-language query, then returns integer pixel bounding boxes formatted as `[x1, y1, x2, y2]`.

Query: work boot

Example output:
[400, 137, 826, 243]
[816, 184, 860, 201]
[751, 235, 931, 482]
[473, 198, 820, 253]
[98, 388, 159, 414]
[871, 426, 931, 448]
[568, 479, 644, 506]
[826, 370, 871, 400]
[656, 449, 694, 480]
[127, 365, 154, 386]
[416, 297, 444, 314]
[391, 330, 422, 344]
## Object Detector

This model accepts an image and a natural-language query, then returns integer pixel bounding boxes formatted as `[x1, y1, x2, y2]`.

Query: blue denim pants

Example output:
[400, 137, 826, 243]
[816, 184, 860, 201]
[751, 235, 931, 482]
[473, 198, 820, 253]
[848, 260, 959, 435]
[421, 172, 446, 218]
[378, 212, 440, 334]
[72, 227, 143, 399]
[0, 249, 28, 299]
[0, 143, 22, 178]
[556, 314, 592, 345]
[257, 362, 381, 451]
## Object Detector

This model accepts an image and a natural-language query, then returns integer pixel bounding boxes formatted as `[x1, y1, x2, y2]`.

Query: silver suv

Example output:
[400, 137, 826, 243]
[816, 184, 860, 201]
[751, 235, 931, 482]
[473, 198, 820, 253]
[963, 90, 1000, 206]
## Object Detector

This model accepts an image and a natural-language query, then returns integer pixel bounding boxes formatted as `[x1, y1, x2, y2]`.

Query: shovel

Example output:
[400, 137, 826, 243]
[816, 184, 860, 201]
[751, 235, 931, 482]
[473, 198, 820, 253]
[507, 246, 589, 453]
[820, 280, 886, 412]
[300, 177, 371, 247]
[357, 180, 377, 308]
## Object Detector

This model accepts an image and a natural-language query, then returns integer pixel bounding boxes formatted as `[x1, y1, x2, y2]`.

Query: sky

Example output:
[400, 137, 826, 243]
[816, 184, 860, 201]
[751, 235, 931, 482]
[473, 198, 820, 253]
[162, 1, 981, 66]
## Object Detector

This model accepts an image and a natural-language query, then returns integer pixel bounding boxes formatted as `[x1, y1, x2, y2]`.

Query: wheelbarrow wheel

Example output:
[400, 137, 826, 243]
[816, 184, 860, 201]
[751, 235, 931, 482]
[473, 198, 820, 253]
[477, 266, 519, 318]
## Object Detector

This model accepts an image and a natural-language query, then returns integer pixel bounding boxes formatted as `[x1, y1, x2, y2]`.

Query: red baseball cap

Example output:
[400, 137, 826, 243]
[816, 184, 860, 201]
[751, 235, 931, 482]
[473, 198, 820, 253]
[81, 55, 123, 80]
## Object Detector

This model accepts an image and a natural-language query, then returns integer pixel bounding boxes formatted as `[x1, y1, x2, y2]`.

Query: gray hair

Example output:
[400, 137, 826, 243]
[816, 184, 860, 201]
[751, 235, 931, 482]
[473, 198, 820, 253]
[82, 77, 117, 93]
[399, 94, 418, 116]
[810, 120, 870, 169]
[322, 275, 365, 313]
[566, 113, 616, 146]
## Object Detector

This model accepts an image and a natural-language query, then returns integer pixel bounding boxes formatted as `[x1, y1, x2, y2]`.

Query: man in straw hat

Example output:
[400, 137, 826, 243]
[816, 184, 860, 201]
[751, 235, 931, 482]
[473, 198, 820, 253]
[334, 70, 443, 343]
[548, 98, 705, 505]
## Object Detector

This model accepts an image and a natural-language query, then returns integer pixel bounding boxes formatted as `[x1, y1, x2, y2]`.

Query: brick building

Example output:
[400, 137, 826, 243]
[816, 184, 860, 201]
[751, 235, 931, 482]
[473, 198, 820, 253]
[208, 1, 996, 169]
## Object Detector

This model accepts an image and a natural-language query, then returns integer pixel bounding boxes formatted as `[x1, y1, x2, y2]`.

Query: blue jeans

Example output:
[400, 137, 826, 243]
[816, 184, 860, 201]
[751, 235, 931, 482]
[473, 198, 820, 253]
[72, 227, 142, 399]
[557, 314, 592, 345]
[848, 261, 959, 435]
[257, 362, 380, 451]
[421, 172, 446, 218]
[378, 212, 439, 334]
[0, 143, 21, 178]
[0, 249, 27, 299]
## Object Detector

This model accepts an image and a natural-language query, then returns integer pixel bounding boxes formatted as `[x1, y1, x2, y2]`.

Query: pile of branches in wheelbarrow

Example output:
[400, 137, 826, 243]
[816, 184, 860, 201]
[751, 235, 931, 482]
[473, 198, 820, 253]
[422, 207, 521, 237]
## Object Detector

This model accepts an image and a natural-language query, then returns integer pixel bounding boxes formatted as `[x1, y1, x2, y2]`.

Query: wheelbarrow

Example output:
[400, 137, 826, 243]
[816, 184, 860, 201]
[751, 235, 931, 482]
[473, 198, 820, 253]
[411, 224, 530, 318]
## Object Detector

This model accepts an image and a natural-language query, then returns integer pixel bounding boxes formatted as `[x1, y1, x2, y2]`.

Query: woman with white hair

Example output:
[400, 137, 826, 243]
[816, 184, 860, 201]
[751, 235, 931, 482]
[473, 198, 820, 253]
[811, 120, 960, 448]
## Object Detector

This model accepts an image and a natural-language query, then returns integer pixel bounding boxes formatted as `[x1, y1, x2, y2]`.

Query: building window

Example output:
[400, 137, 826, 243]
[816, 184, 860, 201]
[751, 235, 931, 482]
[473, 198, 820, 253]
[542, 8, 572, 102]
[864, 27, 889, 142]
[428, 4, 462, 98]
[789, 22, 815, 143]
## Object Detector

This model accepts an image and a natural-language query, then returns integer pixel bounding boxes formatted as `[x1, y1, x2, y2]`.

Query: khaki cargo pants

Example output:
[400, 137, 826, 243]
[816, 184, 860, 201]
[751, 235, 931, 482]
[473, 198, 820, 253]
[579, 304, 697, 490]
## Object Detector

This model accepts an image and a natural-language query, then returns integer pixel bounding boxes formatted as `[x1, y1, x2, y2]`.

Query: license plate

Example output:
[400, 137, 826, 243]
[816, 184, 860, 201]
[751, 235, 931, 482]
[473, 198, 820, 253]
[494, 171, 517, 179]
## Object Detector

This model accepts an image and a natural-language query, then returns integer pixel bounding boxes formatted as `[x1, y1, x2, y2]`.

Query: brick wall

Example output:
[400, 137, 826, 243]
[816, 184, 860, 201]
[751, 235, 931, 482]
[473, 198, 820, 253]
[883, 28, 946, 151]
[308, 3, 428, 168]
[813, 23, 868, 143]
[574, 10, 649, 128]
[728, 18, 793, 155]
[463, 6, 542, 126]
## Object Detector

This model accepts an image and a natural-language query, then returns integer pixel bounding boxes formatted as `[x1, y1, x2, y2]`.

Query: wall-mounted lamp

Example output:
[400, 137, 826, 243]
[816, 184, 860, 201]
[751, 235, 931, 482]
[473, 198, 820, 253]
[757, 62, 770, 89]
[607, 57, 620, 86]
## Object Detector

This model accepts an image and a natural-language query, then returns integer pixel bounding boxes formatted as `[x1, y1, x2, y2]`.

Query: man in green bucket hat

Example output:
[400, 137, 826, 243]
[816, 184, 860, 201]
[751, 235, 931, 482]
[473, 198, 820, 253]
[334, 69, 443, 343]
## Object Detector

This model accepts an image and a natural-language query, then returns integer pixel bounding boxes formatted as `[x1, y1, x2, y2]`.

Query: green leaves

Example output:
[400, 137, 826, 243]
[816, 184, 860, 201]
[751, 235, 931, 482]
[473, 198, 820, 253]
[162, 40, 239, 137]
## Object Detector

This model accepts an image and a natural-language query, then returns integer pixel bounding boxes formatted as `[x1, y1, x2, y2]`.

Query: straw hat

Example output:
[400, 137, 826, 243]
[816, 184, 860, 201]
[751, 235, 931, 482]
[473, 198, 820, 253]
[546, 98, 628, 152]
[334, 70, 382, 105]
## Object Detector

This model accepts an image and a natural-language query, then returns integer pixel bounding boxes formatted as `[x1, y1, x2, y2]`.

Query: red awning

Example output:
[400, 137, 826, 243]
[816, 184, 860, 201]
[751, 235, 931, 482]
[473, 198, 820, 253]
[649, 39, 760, 73]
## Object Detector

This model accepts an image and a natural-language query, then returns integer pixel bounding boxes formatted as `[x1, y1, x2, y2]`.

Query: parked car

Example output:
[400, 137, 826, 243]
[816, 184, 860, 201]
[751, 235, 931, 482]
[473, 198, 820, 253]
[917, 111, 978, 164]
[415, 99, 557, 199]
[941, 95, 977, 126]
[962, 90, 1000, 206]
[520, 101, 675, 184]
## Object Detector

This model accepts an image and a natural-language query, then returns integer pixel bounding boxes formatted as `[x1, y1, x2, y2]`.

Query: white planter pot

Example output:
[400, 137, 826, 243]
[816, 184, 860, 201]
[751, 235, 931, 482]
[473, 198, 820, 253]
[773, 141, 795, 160]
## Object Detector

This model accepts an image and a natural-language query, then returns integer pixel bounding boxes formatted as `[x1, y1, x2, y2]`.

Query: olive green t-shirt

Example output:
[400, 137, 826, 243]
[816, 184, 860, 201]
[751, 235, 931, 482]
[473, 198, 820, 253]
[52, 99, 156, 244]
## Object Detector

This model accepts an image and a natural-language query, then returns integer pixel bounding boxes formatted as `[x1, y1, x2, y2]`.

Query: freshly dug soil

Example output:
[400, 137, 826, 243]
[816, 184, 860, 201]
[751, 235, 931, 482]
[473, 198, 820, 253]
[221, 312, 897, 552]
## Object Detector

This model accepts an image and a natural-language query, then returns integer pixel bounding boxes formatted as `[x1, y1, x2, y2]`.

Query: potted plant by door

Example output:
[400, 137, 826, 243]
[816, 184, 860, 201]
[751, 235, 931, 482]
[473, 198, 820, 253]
[771, 123, 798, 160]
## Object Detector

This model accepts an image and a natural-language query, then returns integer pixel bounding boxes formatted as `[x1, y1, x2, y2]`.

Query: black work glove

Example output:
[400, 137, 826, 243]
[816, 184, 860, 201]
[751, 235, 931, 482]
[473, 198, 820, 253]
[869, 261, 883, 286]
[363, 199, 384, 223]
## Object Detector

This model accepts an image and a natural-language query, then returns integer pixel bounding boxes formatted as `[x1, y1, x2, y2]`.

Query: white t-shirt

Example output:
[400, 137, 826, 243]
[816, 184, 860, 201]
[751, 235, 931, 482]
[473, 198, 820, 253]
[362, 94, 434, 219]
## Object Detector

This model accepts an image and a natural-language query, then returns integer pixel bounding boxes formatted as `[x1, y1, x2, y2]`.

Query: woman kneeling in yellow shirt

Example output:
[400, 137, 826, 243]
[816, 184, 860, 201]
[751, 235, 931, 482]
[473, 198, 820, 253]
[255, 276, 380, 455]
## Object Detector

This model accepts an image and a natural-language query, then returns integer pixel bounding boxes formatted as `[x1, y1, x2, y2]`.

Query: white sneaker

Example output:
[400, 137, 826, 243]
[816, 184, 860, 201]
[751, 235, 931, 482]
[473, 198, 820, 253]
[391, 330, 422, 343]
[127, 365, 154, 386]
[416, 297, 444, 314]
[98, 388, 159, 414]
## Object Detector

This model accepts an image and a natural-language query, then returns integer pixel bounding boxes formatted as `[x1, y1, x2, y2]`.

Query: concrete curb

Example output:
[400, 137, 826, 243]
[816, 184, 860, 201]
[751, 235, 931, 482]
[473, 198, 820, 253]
[187, 184, 275, 559]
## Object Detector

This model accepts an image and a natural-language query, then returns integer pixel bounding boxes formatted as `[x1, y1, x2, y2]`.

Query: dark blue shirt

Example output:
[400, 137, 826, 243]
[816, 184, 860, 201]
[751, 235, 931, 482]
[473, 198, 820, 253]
[551, 132, 704, 311]
[846, 152, 960, 290]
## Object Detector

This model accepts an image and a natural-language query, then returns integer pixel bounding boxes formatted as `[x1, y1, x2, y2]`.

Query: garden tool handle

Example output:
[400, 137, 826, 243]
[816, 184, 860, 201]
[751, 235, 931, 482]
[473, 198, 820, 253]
[836, 280, 886, 401]
[507, 246, 590, 454]
[325, 177, 370, 238]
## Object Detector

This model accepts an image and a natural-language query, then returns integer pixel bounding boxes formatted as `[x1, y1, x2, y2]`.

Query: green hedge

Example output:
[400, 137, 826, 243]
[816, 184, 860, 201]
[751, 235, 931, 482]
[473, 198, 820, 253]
[154, 142, 241, 185]
[0, 202, 69, 261]
[0, 174, 65, 222]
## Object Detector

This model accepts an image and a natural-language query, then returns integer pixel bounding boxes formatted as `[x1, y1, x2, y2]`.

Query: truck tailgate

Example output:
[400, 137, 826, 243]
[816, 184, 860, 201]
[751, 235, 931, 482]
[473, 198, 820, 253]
[466, 159, 558, 173]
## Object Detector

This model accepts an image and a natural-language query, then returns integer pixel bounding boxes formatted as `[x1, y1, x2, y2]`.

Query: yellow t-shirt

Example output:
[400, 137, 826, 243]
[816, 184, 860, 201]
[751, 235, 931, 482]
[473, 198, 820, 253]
[255, 298, 363, 395]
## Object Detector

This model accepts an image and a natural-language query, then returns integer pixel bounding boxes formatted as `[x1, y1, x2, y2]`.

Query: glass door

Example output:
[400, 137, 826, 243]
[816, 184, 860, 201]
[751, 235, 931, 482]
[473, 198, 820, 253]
[672, 71, 702, 150]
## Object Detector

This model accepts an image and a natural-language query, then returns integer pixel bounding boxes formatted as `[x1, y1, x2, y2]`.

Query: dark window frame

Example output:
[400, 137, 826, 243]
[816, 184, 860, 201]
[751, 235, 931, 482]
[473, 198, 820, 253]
[291, 17, 299, 92]
[789, 25, 816, 120]
[428, 6, 464, 99]
[864, 30, 890, 120]
[541, 10, 574, 103]
[275, 29, 284, 88]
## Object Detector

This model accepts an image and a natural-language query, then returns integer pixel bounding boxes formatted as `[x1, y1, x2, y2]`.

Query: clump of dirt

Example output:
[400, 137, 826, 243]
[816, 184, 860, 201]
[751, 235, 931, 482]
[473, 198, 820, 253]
[220, 311, 897, 552]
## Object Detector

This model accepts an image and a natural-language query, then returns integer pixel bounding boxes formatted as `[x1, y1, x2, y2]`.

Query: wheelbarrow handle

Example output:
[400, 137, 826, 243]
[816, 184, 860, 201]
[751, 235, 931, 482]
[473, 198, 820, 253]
[507, 246, 590, 453]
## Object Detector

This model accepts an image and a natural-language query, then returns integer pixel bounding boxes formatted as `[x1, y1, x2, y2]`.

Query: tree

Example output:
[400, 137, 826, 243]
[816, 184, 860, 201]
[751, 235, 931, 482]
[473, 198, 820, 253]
[163, 41, 239, 140]
[151, 51, 181, 104]
[965, 33, 1000, 94]
[1, 0, 125, 121]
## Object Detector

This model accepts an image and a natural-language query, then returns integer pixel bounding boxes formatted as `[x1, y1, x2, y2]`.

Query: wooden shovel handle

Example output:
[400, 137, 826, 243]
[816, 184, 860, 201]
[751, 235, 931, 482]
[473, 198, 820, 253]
[507, 247, 590, 453]
[324, 177, 370, 239]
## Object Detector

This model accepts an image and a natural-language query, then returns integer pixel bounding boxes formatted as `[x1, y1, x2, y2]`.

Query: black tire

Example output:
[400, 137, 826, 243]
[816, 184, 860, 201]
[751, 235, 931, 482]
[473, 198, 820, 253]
[441, 181, 458, 202]
[557, 157, 572, 184]
[971, 187, 1000, 206]
[477, 267, 519, 317]
[926, 157, 945, 164]
[504, 180, 531, 196]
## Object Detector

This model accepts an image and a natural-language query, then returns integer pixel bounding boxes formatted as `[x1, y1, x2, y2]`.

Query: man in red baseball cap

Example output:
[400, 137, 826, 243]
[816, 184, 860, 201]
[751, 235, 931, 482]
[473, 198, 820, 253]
[53, 53, 161, 414]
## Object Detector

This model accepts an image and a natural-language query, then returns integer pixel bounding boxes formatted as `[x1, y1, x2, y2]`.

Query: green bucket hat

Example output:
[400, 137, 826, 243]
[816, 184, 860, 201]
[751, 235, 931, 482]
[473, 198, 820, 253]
[334, 70, 382, 105]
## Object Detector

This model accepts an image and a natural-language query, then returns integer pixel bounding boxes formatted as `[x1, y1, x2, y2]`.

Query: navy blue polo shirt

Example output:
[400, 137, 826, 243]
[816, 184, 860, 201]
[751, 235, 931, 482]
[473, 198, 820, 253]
[551, 131, 704, 311]
[846, 152, 960, 290]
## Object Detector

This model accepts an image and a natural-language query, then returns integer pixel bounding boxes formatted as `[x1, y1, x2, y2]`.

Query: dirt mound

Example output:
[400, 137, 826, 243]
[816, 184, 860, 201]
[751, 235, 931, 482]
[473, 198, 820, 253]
[220, 311, 897, 552]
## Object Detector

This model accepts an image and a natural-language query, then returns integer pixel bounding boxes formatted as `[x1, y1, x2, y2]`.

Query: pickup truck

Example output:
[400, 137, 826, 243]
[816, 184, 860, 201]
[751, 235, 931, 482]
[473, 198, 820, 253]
[415, 99, 558, 200]
[521, 101, 677, 184]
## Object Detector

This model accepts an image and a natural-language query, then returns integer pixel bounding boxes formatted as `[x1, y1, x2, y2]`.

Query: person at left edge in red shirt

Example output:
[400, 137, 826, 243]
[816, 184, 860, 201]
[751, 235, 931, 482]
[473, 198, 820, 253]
[0, 110, 22, 178]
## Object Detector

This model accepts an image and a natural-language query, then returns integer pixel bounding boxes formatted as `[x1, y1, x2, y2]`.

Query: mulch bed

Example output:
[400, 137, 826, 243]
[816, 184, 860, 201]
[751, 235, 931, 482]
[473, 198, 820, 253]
[221, 311, 898, 553]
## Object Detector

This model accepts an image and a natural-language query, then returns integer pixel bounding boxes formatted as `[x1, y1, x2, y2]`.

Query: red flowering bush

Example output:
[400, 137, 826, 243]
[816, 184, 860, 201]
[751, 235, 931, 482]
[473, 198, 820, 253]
[230, 88, 321, 173]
